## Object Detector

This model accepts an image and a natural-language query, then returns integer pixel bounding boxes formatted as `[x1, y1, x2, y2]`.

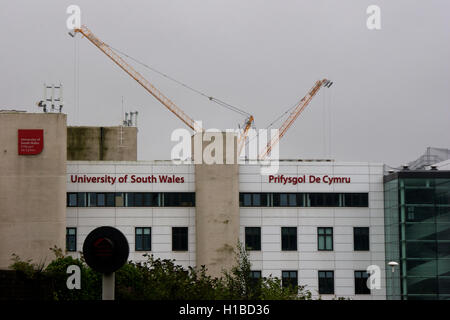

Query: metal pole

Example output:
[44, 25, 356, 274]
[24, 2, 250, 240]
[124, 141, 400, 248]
[102, 272, 115, 300]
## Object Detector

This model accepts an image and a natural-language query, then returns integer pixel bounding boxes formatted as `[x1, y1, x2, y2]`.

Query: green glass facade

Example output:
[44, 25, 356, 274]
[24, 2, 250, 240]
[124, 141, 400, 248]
[384, 171, 450, 300]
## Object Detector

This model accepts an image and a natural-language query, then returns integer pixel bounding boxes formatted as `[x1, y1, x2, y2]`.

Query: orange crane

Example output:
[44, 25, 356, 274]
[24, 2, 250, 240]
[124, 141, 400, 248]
[259, 79, 333, 160]
[69, 25, 254, 149]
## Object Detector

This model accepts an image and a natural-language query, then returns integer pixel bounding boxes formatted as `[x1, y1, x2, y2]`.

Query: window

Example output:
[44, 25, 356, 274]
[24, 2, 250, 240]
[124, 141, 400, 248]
[344, 193, 369, 207]
[318, 227, 333, 251]
[282, 271, 298, 289]
[67, 193, 77, 207]
[245, 227, 261, 251]
[77, 192, 86, 207]
[66, 228, 77, 252]
[354, 271, 370, 294]
[115, 192, 124, 207]
[142, 193, 155, 207]
[239, 193, 369, 207]
[354, 227, 370, 251]
[106, 193, 115, 207]
[172, 227, 188, 251]
[309, 193, 340, 207]
[164, 193, 195, 207]
[67, 192, 196, 207]
[240, 193, 268, 207]
[273, 193, 302, 207]
[281, 227, 297, 251]
[88, 192, 97, 207]
[250, 270, 262, 280]
[126, 192, 135, 207]
[135, 227, 151, 251]
[243, 193, 252, 206]
[126, 193, 159, 207]
[318, 271, 334, 294]
[90, 192, 115, 207]
[97, 193, 106, 207]
[134, 193, 143, 207]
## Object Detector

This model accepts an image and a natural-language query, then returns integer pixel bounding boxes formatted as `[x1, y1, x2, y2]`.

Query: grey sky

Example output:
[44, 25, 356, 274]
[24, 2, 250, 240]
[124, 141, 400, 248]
[1, 0, 449, 166]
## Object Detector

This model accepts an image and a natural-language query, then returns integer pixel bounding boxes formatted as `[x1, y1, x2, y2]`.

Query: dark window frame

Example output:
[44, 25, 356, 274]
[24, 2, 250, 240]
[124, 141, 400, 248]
[172, 227, 189, 251]
[67, 192, 196, 207]
[135, 227, 152, 251]
[66, 227, 77, 252]
[282, 270, 298, 289]
[250, 270, 262, 279]
[273, 193, 304, 207]
[281, 227, 298, 251]
[318, 270, 334, 294]
[354, 227, 370, 251]
[88, 192, 97, 207]
[238, 192, 368, 208]
[163, 193, 195, 207]
[96, 193, 106, 207]
[240, 193, 269, 207]
[245, 227, 261, 251]
[308, 193, 340, 207]
[67, 193, 78, 207]
[344, 193, 369, 207]
[354, 270, 371, 295]
[318, 227, 333, 251]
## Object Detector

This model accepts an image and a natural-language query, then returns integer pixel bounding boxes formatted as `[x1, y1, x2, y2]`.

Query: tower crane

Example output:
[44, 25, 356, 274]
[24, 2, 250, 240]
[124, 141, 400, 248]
[69, 25, 254, 150]
[259, 79, 333, 160]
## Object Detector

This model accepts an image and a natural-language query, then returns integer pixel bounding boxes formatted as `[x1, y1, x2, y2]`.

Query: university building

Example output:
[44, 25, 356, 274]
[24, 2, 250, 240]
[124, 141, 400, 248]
[1, 111, 449, 299]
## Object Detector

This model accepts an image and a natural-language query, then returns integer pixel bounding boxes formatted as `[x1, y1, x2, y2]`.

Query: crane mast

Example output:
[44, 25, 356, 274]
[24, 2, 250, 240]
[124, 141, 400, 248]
[259, 79, 332, 160]
[71, 25, 199, 131]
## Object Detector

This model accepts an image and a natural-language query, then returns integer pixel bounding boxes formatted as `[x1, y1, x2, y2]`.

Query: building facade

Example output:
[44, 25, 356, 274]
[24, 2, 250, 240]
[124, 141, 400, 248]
[66, 160, 386, 299]
[384, 170, 450, 300]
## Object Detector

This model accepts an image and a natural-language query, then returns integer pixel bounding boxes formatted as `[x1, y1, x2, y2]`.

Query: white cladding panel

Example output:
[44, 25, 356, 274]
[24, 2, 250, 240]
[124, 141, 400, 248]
[66, 161, 386, 299]
[239, 162, 386, 300]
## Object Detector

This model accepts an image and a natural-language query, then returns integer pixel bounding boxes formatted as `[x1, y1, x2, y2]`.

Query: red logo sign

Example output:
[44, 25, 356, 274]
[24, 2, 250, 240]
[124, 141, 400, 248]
[18, 129, 44, 155]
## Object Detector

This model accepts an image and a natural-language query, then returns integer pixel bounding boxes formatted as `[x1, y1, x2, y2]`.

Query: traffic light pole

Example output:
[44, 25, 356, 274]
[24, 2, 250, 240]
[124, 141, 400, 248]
[102, 272, 115, 300]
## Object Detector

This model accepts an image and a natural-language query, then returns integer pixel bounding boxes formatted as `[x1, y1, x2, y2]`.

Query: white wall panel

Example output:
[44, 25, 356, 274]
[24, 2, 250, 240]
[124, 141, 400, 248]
[66, 160, 386, 299]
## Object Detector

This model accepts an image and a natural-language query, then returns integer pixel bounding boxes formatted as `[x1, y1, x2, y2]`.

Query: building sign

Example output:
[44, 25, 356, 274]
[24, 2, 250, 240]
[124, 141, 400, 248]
[70, 174, 185, 185]
[18, 129, 44, 155]
[268, 174, 351, 185]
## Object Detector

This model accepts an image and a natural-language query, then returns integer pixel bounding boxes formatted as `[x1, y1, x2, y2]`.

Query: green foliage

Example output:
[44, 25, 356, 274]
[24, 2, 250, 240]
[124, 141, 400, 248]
[8, 243, 321, 300]
[221, 242, 313, 300]
[9, 253, 43, 279]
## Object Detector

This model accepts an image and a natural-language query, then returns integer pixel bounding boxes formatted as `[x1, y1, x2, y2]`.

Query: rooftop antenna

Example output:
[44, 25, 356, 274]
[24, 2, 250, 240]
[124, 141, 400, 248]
[122, 111, 139, 127]
[129, 111, 139, 127]
[37, 83, 63, 113]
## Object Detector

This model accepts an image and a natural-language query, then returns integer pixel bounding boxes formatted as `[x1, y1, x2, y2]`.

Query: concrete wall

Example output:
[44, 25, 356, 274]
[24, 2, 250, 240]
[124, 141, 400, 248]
[67, 126, 137, 161]
[0, 112, 66, 269]
[194, 132, 240, 277]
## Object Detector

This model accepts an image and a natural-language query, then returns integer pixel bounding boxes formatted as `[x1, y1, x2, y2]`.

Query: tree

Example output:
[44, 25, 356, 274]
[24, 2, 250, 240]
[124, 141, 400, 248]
[8, 244, 316, 300]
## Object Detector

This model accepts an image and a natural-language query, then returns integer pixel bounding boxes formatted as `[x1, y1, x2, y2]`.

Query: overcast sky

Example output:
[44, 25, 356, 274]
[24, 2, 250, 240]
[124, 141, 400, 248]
[1, 0, 449, 166]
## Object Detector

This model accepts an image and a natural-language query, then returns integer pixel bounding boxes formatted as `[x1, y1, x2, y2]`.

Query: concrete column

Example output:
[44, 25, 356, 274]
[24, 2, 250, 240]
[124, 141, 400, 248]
[194, 131, 240, 278]
[0, 112, 66, 269]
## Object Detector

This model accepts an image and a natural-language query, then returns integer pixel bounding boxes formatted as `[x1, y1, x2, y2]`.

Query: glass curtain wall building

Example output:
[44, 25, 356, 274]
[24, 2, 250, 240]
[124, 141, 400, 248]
[384, 170, 450, 300]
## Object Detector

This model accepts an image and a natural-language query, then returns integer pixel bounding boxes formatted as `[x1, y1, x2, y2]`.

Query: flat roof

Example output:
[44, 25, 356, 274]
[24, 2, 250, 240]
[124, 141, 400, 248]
[384, 170, 450, 183]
